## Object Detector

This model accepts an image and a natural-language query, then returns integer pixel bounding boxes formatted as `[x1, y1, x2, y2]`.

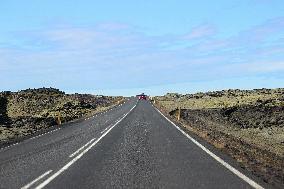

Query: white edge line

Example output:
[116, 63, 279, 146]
[155, 107, 264, 189]
[0, 128, 62, 151]
[35, 104, 137, 189]
[69, 138, 96, 158]
[21, 170, 52, 189]
[2, 100, 128, 151]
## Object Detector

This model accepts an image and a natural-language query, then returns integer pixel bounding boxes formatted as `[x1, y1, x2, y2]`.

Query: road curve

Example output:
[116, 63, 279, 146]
[0, 98, 270, 189]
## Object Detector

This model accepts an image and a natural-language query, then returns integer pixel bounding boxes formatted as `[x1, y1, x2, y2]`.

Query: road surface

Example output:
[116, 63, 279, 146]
[0, 98, 268, 189]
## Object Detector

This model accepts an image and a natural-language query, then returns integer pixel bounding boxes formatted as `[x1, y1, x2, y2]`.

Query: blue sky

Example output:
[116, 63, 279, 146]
[0, 0, 284, 96]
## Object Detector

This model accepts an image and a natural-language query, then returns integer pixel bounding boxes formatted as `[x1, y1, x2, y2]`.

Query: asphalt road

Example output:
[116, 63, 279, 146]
[0, 98, 269, 189]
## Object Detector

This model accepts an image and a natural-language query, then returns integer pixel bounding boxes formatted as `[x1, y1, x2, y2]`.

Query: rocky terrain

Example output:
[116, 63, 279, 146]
[154, 88, 284, 188]
[0, 88, 124, 145]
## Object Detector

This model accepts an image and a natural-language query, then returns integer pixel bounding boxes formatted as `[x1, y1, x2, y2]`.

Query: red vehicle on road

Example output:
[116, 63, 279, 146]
[137, 93, 147, 100]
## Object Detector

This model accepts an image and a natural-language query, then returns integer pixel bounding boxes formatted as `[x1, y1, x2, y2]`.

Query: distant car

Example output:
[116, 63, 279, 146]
[137, 93, 147, 100]
[139, 95, 147, 100]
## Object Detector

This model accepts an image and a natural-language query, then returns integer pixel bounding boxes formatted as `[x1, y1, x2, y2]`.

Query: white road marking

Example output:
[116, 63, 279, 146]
[69, 138, 96, 158]
[2, 100, 124, 152]
[1, 142, 19, 150]
[30, 129, 60, 140]
[35, 104, 137, 189]
[0, 128, 62, 151]
[155, 108, 264, 189]
[21, 170, 52, 189]
[100, 126, 110, 134]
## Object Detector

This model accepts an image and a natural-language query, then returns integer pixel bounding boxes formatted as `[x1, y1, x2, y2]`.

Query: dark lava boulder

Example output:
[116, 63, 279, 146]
[0, 95, 11, 126]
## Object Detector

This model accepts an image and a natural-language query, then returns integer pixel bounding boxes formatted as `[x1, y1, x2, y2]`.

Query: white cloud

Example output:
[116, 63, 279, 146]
[246, 61, 284, 72]
[1, 19, 284, 92]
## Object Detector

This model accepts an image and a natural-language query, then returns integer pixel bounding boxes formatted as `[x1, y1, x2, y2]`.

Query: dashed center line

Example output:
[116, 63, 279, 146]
[69, 138, 96, 158]
[100, 126, 110, 134]
[21, 170, 52, 189]
[32, 104, 137, 189]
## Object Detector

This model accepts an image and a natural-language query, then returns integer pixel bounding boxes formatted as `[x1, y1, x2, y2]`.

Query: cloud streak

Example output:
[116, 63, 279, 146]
[183, 24, 216, 40]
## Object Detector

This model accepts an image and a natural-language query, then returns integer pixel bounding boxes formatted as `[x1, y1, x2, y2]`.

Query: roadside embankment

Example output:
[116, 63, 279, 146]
[154, 88, 284, 188]
[0, 88, 124, 145]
